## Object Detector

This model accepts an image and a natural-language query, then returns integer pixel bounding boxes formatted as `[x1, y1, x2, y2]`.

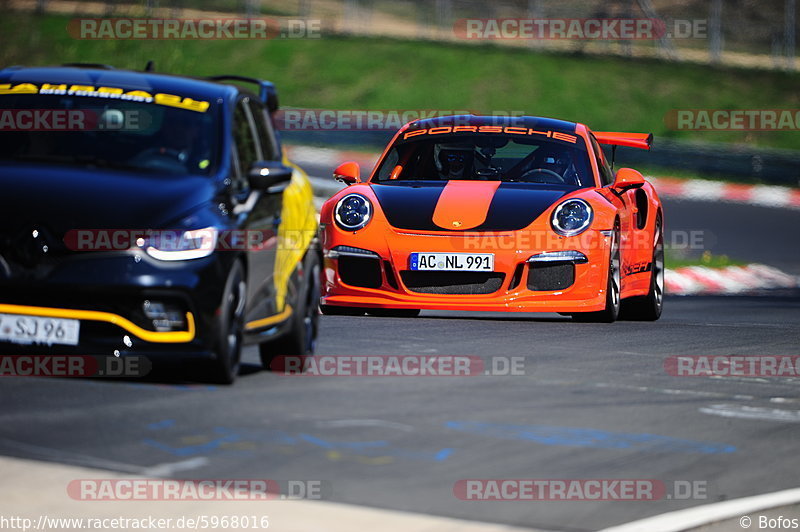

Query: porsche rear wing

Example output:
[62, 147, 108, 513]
[594, 132, 653, 150]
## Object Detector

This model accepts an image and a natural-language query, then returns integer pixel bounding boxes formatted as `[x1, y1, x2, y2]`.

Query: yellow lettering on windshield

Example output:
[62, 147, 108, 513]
[0, 83, 38, 95]
[0, 82, 211, 112]
[154, 93, 210, 113]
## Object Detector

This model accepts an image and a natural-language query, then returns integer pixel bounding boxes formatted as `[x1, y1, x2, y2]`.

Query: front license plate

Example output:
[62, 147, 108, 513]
[409, 253, 494, 271]
[0, 314, 80, 346]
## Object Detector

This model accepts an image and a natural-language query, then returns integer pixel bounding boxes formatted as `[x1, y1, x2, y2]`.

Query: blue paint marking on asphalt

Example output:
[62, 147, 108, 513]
[434, 448, 455, 461]
[141, 423, 456, 462]
[294, 433, 453, 460]
[147, 420, 176, 430]
[444, 421, 736, 454]
[142, 432, 243, 457]
[298, 433, 389, 450]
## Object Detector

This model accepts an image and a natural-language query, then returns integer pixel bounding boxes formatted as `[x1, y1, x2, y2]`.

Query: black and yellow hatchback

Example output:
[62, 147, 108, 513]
[0, 64, 320, 383]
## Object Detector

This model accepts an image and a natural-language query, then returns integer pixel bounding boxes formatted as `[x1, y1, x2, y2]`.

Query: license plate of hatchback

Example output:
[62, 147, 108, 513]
[409, 253, 494, 271]
[0, 314, 80, 346]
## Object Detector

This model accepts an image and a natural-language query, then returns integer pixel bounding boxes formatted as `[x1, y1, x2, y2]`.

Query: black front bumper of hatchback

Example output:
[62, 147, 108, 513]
[0, 250, 231, 358]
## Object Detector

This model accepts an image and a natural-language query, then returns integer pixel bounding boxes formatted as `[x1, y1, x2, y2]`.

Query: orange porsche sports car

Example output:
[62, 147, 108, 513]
[319, 115, 663, 322]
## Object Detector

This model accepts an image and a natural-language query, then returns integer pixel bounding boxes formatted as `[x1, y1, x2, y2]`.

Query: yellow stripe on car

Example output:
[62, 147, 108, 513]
[0, 303, 195, 343]
[244, 305, 293, 331]
[272, 154, 318, 312]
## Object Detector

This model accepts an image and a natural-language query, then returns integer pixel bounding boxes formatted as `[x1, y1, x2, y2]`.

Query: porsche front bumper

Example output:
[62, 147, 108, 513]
[321, 228, 613, 313]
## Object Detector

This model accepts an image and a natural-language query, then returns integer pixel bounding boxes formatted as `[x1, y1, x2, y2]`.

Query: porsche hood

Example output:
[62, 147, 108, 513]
[370, 181, 573, 232]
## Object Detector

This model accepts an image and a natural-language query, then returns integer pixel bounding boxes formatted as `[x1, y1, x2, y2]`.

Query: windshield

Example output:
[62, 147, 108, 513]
[0, 94, 218, 176]
[374, 131, 594, 187]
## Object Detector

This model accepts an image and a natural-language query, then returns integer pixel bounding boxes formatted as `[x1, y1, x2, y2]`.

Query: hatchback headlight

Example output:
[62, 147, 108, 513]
[335, 194, 372, 231]
[551, 199, 593, 236]
[142, 227, 218, 261]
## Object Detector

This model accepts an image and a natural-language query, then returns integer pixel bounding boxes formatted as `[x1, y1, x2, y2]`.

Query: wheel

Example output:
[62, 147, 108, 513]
[259, 252, 321, 372]
[621, 215, 664, 321]
[572, 223, 621, 323]
[319, 305, 366, 316]
[205, 261, 246, 384]
[366, 308, 421, 318]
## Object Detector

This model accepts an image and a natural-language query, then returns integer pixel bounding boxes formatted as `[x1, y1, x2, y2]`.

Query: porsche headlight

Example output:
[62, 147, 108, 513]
[551, 199, 593, 236]
[143, 227, 218, 261]
[335, 193, 372, 231]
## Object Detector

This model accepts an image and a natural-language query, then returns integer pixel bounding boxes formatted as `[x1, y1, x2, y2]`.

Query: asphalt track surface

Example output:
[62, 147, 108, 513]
[1, 175, 799, 530]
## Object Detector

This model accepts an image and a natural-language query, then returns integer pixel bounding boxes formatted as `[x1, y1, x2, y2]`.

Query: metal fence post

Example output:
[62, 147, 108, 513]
[527, 0, 542, 49]
[787, 0, 796, 70]
[709, 0, 723, 64]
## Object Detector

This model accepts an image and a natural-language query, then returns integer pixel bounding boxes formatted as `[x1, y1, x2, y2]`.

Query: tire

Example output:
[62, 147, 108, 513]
[259, 252, 321, 372]
[205, 261, 246, 384]
[319, 305, 366, 316]
[366, 308, 421, 318]
[572, 223, 621, 323]
[621, 215, 664, 321]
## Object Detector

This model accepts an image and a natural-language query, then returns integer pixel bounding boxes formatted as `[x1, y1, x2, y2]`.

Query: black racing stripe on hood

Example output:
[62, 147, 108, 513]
[473, 184, 571, 231]
[371, 183, 446, 231]
[372, 182, 575, 232]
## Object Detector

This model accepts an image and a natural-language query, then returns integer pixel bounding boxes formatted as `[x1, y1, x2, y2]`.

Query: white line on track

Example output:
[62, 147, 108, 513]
[699, 404, 800, 423]
[601, 487, 800, 532]
[141, 456, 210, 476]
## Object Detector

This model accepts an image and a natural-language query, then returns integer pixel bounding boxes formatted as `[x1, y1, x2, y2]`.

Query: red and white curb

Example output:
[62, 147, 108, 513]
[286, 145, 800, 210]
[647, 177, 800, 210]
[286, 145, 379, 174]
[666, 264, 799, 295]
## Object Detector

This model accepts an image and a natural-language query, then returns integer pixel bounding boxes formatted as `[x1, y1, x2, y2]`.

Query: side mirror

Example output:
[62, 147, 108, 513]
[248, 161, 293, 193]
[612, 167, 645, 190]
[333, 161, 361, 185]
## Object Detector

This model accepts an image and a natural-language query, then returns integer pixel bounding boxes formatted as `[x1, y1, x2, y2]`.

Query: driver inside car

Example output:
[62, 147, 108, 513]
[516, 148, 580, 184]
[535, 149, 570, 177]
[129, 114, 209, 174]
[434, 144, 474, 180]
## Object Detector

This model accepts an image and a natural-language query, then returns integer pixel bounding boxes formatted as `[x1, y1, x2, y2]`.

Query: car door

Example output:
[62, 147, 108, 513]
[230, 96, 283, 322]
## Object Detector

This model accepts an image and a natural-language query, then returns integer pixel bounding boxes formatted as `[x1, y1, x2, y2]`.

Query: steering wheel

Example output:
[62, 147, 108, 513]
[518, 168, 565, 183]
[130, 147, 188, 173]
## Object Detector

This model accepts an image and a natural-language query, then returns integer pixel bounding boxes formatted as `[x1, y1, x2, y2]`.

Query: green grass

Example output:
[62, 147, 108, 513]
[3, 11, 800, 151]
[665, 250, 747, 270]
